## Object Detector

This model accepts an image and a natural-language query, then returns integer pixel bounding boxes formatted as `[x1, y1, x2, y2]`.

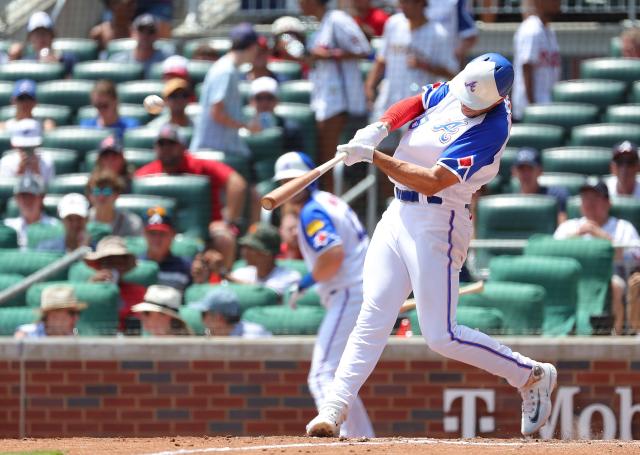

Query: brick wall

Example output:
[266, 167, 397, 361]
[0, 338, 639, 439]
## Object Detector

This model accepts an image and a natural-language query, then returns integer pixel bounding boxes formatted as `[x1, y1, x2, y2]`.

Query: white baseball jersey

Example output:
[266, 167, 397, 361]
[297, 190, 368, 301]
[373, 14, 456, 118]
[427, 0, 477, 70]
[230, 265, 301, 296]
[308, 10, 371, 122]
[512, 14, 560, 120]
[392, 82, 511, 206]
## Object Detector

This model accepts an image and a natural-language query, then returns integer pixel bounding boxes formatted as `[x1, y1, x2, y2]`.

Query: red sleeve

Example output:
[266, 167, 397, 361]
[134, 161, 162, 177]
[371, 9, 389, 36]
[379, 95, 426, 131]
[200, 159, 234, 186]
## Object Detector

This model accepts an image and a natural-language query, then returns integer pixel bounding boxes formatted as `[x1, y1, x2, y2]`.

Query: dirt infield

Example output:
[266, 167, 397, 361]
[1, 437, 639, 455]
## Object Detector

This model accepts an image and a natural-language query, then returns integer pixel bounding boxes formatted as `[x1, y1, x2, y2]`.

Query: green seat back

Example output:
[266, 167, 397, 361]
[37, 80, 94, 110]
[85, 148, 155, 171]
[267, 61, 302, 81]
[536, 172, 587, 195]
[53, 38, 99, 61]
[580, 58, 640, 86]
[0, 104, 72, 126]
[278, 80, 312, 104]
[148, 60, 213, 84]
[0, 249, 65, 280]
[0, 307, 39, 335]
[86, 221, 113, 245]
[132, 175, 210, 238]
[114, 194, 177, 220]
[73, 61, 144, 82]
[6, 194, 65, 218]
[0, 273, 27, 306]
[0, 62, 64, 82]
[489, 255, 581, 336]
[633, 82, 640, 103]
[525, 235, 613, 335]
[0, 131, 10, 153]
[242, 305, 325, 335]
[68, 259, 158, 287]
[570, 123, 640, 148]
[254, 159, 277, 182]
[604, 104, 640, 124]
[274, 102, 317, 158]
[496, 147, 518, 193]
[552, 79, 626, 110]
[185, 283, 280, 312]
[507, 124, 564, 150]
[117, 80, 164, 104]
[476, 194, 558, 239]
[610, 36, 622, 57]
[125, 127, 193, 149]
[0, 225, 17, 249]
[276, 259, 308, 276]
[0, 81, 14, 106]
[179, 306, 205, 335]
[0, 177, 18, 214]
[183, 38, 231, 59]
[522, 103, 599, 135]
[106, 38, 175, 58]
[542, 147, 611, 176]
[47, 173, 90, 195]
[77, 103, 152, 125]
[26, 223, 64, 250]
[243, 127, 284, 162]
[44, 127, 111, 153]
[125, 234, 203, 259]
[407, 306, 504, 336]
[256, 179, 277, 197]
[567, 195, 640, 233]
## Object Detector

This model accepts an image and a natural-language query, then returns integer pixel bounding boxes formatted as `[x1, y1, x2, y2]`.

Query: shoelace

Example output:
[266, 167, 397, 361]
[520, 388, 537, 414]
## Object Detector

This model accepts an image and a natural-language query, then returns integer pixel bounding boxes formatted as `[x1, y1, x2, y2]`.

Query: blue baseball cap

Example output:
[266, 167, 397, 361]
[230, 23, 259, 51]
[514, 147, 541, 167]
[449, 53, 514, 110]
[190, 287, 240, 319]
[13, 79, 36, 99]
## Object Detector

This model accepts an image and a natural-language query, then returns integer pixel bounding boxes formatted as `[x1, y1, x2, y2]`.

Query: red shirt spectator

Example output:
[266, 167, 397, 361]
[353, 0, 389, 38]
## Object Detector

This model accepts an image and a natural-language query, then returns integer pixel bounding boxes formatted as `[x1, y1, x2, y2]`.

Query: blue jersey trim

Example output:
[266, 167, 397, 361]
[422, 83, 450, 110]
[300, 199, 341, 253]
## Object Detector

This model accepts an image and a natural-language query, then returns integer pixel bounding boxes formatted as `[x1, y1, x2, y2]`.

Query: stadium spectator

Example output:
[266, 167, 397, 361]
[4, 174, 58, 250]
[427, 0, 478, 68]
[131, 285, 193, 336]
[93, 135, 133, 193]
[246, 36, 278, 82]
[352, 0, 389, 39]
[190, 23, 260, 155]
[606, 141, 640, 198]
[84, 235, 146, 333]
[621, 27, 640, 58]
[278, 211, 303, 260]
[0, 119, 55, 185]
[190, 287, 271, 337]
[271, 16, 307, 73]
[554, 181, 640, 334]
[9, 11, 77, 75]
[91, 0, 137, 52]
[135, 0, 174, 38]
[191, 43, 219, 62]
[0, 80, 55, 133]
[300, 0, 370, 190]
[136, 124, 247, 270]
[87, 169, 143, 237]
[140, 206, 192, 291]
[512, 0, 561, 121]
[37, 193, 91, 253]
[14, 285, 86, 338]
[109, 14, 171, 78]
[190, 249, 227, 284]
[80, 80, 139, 140]
[161, 55, 189, 82]
[511, 147, 569, 223]
[229, 223, 301, 295]
[147, 78, 193, 129]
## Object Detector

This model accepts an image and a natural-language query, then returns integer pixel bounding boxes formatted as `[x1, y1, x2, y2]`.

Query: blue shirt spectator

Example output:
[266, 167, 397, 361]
[80, 79, 139, 140]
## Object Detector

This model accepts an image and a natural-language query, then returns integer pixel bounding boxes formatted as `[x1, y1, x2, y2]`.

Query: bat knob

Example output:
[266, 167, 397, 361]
[261, 197, 275, 211]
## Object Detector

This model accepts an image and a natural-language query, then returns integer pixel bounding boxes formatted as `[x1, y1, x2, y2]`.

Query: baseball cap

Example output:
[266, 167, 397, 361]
[12, 79, 36, 99]
[514, 147, 541, 167]
[449, 53, 514, 111]
[14, 174, 45, 195]
[612, 140, 639, 162]
[162, 55, 189, 80]
[58, 193, 89, 219]
[250, 77, 278, 97]
[145, 206, 174, 233]
[98, 135, 124, 155]
[133, 13, 157, 31]
[163, 78, 190, 98]
[190, 287, 240, 319]
[238, 223, 281, 255]
[272, 16, 305, 36]
[230, 23, 259, 50]
[27, 11, 53, 33]
[131, 285, 182, 319]
[156, 123, 183, 145]
[11, 118, 42, 148]
[580, 179, 610, 199]
[273, 151, 315, 181]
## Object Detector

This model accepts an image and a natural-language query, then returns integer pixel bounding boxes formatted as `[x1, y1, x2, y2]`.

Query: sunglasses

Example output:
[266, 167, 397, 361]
[91, 187, 114, 197]
[93, 102, 110, 110]
[16, 94, 35, 102]
[156, 139, 177, 147]
[167, 91, 190, 100]
[254, 94, 276, 102]
[67, 310, 80, 317]
[138, 26, 157, 35]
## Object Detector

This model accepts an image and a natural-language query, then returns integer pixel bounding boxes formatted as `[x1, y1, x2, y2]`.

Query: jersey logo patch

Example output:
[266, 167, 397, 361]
[457, 156, 474, 168]
[306, 220, 325, 237]
[408, 114, 427, 130]
[432, 120, 468, 144]
[312, 231, 330, 249]
[465, 81, 478, 92]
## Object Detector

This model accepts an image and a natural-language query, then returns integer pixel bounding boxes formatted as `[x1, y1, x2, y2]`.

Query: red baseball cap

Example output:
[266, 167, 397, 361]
[145, 206, 174, 233]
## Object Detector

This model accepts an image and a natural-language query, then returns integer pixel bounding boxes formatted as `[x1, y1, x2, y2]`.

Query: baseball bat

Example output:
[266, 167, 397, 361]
[261, 151, 347, 210]
[398, 281, 484, 314]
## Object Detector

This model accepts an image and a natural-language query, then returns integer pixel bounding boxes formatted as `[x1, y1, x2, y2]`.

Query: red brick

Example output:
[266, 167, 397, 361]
[86, 409, 117, 419]
[139, 397, 171, 407]
[49, 384, 83, 394]
[192, 361, 224, 370]
[393, 397, 426, 407]
[67, 372, 101, 382]
[121, 409, 153, 419]
[138, 422, 171, 433]
[192, 409, 225, 420]
[391, 372, 425, 383]
[283, 373, 307, 382]
[102, 422, 136, 433]
[373, 409, 408, 421]
[174, 422, 208, 434]
[176, 397, 210, 408]
[210, 372, 244, 383]
[283, 421, 306, 432]
[361, 396, 390, 407]
[49, 409, 82, 419]
[210, 397, 244, 407]
[175, 372, 209, 382]
[410, 360, 444, 371]
[410, 384, 443, 395]
[104, 397, 136, 407]
[614, 373, 640, 383]
[67, 422, 101, 433]
[376, 361, 407, 371]
[25, 385, 47, 394]
[103, 372, 137, 383]
[576, 372, 611, 384]
[0, 398, 18, 406]
[158, 361, 190, 371]
[248, 373, 280, 383]
[445, 359, 479, 371]
[0, 373, 19, 382]
[30, 422, 63, 433]
[265, 409, 297, 419]
[593, 360, 628, 371]
[368, 371, 390, 382]
[86, 360, 118, 370]
[30, 371, 64, 383]
[193, 384, 225, 395]
[50, 361, 83, 370]
[121, 384, 153, 394]
[465, 372, 497, 384]
[247, 421, 280, 433]
[227, 361, 262, 371]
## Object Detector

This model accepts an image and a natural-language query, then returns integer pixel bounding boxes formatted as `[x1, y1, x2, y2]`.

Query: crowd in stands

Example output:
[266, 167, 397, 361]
[1, 0, 640, 338]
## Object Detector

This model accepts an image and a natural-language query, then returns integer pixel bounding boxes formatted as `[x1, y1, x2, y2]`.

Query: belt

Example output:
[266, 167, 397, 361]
[394, 187, 470, 209]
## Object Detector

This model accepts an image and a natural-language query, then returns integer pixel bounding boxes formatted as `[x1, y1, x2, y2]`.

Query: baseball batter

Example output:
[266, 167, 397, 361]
[306, 53, 558, 438]
[273, 152, 374, 438]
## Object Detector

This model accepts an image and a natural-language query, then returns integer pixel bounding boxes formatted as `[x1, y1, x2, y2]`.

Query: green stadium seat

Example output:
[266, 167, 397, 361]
[149, 59, 213, 84]
[86, 222, 113, 245]
[0, 249, 65, 280]
[0, 104, 72, 126]
[633, 82, 640, 103]
[73, 61, 144, 83]
[106, 38, 176, 58]
[525, 235, 613, 335]
[69, 259, 159, 287]
[183, 38, 231, 59]
[494, 147, 518, 193]
[117, 80, 164, 104]
[489, 255, 581, 336]
[522, 103, 599, 135]
[552, 79, 626, 110]
[185, 283, 280, 312]
[0, 307, 39, 336]
[6, 194, 64, 218]
[359, 59, 373, 80]
[0, 225, 17, 249]
[26, 222, 64, 250]
[407, 305, 504, 336]
[256, 179, 277, 197]
[132, 175, 210, 238]
[242, 305, 326, 335]
[610, 36, 622, 57]
[278, 80, 312, 104]
[539, 173, 587, 195]
[570, 123, 640, 148]
[542, 147, 611, 176]
[0, 62, 64, 82]
[567, 194, 640, 233]
[0, 81, 14, 106]
[77, 103, 152, 125]
[605, 104, 640, 124]
[26, 281, 119, 335]
[179, 306, 205, 335]
[125, 127, 194, 149]
[84, 148, 156, 171]
[254, 159, 277, 182]
[580, 58, 640, 86]
[44, 127, 111, 154]
[244, 127, 284, 162]
[113, 194, 177, 221]
[53, 38, 99, 61]
[124, 234, 203, 259]
[275, 102, 317, 158]
[0, 130, 10, 153]
[0, 177, 19, 214]
[191, 149, 252, 183]
[507, 124, 564, 150]
[0, 273, 26, 306]
[268, 61, 302, 81]
[47, 173, 89, 195]
[36, 80, 94, 111]
[476, 194, 558, 240]
[0, 40, 15, 53]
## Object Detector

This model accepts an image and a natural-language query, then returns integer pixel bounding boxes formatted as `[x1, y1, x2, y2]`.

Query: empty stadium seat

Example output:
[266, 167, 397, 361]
[254, 159, 278, 182]
[73, 61, 144, 83]
[278, 80, 312, 104]
[476, 194, 558, 240]
[604, 104, 640, 124]
[244, 127, 284, 162]
[0, 273, 28, 306]
[0, 81, 13, 106]
[567, 194, 640, 233]
[267, 60, 302, 81]
[0, 177, 18, 213]
[407, 305, 504, 336]
[552, 79, 626, 110]
[0, 249, 65, 280]
[242, 305, 326, 335]
[537, 173, 587, 195]
[580, 58, 640, 86]
[0, 62, 64, 82]
[117, 80, 164, 104]
[106, 38, 176, 58]
[185, 283, 280, 312]
[542, 146, 611, 176]
[633, 82, 640, 103]
[489, 255, 581, 336]
[0, 307, 38, 336]
[522, 103, 599, 135]
[53, 38, 99, 61]
[77, 103, 152, 125]
[0, 130, 10, 152]
[507, 124, 565, 150]
[0, 226, 17, 249]
[69, 259, 159, 287]
[123, 127, 161, 149]
[44, 127, 111, 153]
[36, 80, 94, 110]
[274, 102, 317, 159]
[183, 38, 231, 59]
[0, 104, 72, 126]
[570, 123, 640, 147]
[47, 173, 90, 195]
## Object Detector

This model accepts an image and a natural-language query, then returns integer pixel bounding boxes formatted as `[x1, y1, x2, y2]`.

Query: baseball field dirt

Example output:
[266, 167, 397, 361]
[0, 436, 639, 455]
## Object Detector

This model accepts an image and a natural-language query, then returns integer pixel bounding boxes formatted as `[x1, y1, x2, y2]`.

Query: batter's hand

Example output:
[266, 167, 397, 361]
[350, 121, 389, 148]
[337, 143, 374, 166]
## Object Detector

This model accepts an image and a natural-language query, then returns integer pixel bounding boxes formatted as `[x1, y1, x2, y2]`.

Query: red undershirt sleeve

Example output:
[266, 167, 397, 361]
[379, 94, 426, 131]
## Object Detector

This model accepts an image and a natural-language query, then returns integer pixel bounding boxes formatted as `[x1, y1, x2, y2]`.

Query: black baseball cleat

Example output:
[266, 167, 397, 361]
[519, 362, 558, 436]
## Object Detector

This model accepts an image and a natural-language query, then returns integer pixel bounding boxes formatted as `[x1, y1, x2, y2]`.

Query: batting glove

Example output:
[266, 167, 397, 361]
[337, 143, 375, 166]
[350, 121, 389, 148]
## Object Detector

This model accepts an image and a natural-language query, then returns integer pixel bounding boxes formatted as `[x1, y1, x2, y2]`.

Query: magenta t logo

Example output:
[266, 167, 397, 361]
[465, 81, 478, 92]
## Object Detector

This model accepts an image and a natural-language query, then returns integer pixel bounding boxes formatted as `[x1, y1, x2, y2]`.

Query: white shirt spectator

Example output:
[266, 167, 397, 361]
[4, 214, 59, 250]
[230, 320, 272, 338]
[427, 0, 477, 70]
[230, 265, 301, 295]
[0, 150, 55, 185]
[605, 175, 640, 199]
[512, 14, 560, 120]
[309, 10, 371, 122]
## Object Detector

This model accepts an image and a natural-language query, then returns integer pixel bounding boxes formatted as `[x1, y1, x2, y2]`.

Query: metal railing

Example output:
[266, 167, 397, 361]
[470, 0, 636, 17]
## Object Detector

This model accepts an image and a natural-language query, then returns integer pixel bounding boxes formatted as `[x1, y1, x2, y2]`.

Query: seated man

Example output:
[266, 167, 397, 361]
[37, 193, 91, 253]
[131, 285, 192, 336]
[15, 285, 86, 338]
[606, 141, 640, 198]
[0, 79, 55, 132]
[554, 181, 640, 334]
[140, 206, 191, 291]
[278, 211, 303, 260]
[0, 118, 55, 185]
[147, 78, 193, 128]
[230, 223, 301, 295]
[190, 287, 271, 338]
[79, 80, 139, 141]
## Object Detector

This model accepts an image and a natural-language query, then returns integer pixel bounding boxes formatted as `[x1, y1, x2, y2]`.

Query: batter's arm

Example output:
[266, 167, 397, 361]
[312, 245, 345, 282]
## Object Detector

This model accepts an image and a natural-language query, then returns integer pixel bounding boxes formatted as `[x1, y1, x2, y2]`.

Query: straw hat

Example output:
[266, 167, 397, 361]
[84, 236, 136, 269]
[131, 285, 192, 334]
[40, 285, 87, 313]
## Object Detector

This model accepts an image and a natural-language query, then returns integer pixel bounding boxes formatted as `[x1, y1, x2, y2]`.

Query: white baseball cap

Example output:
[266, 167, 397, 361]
[448, 53, 514, 111]
[27, 11, 53, 33]
[250, 76, 278, 97]
[162, 55, 189, 79]
[11, 118, 42, 148]
[273, 151, 315, 181]
[272, 16, 304, 36]
[58, 193, 89, 219]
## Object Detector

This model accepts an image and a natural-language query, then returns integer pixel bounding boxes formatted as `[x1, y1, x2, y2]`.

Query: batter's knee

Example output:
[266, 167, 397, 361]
[423, 332, 455, 355]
